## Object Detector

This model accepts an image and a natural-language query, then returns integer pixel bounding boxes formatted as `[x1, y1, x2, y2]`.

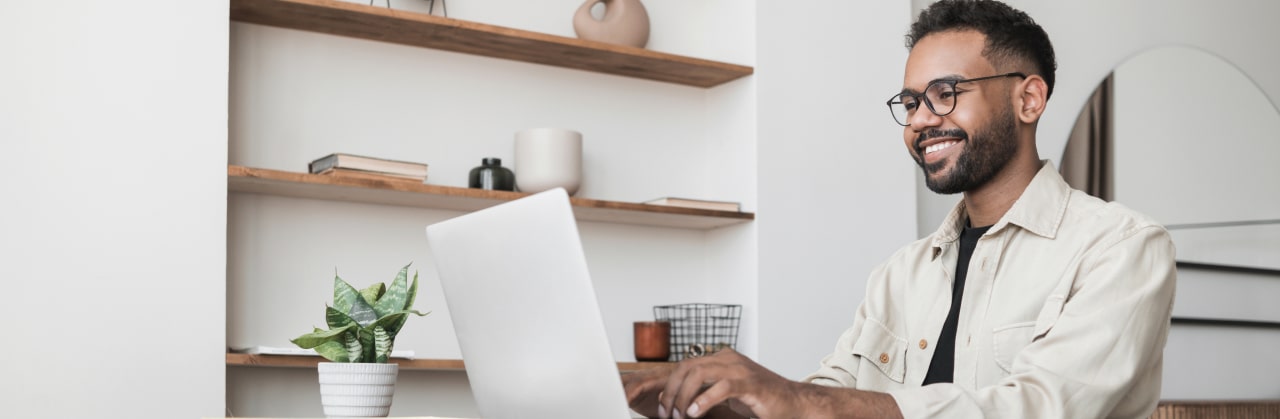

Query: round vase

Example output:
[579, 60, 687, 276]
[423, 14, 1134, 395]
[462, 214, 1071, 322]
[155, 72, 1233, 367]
[468, 157, 516, 191]
[317, 362, 399, 418]
[573, 0, 650, 48]
[513, 128, 583, 195]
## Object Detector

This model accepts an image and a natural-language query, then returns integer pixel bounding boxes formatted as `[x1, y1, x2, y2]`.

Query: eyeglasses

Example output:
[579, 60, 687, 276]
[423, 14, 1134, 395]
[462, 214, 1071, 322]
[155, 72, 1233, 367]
[886, 72, 1026, 126]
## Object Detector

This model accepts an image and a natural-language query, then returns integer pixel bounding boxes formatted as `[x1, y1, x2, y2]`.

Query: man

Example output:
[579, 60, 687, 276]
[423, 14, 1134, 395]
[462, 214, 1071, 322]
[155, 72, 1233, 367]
[623, 1, 1177, 418]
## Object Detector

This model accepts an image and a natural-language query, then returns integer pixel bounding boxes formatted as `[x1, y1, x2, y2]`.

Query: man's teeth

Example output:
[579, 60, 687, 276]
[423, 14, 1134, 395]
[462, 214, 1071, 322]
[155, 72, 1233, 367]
[925, 141, 959, 155]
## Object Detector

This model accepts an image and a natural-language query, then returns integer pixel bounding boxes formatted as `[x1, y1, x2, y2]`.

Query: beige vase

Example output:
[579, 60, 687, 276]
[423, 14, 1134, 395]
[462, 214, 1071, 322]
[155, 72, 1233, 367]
[573, 0, 650, 48]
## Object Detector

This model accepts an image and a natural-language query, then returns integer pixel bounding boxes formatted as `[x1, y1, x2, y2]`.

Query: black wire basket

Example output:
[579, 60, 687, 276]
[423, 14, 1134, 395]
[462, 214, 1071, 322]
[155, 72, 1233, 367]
[653, 303, 742, 361]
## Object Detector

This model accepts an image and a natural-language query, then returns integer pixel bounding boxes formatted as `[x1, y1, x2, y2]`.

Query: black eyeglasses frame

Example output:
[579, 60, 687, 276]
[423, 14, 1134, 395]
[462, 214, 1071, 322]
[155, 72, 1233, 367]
[886, 72, 1027, 126]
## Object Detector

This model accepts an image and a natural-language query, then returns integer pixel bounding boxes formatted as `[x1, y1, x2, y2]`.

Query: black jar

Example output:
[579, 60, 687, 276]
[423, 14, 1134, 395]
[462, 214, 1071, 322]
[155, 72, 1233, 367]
[468, 157, 515, 191]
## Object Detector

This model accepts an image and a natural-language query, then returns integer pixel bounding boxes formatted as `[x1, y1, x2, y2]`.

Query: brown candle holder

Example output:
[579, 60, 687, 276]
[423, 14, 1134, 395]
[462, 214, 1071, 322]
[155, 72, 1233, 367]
[633, 320, 671, 362]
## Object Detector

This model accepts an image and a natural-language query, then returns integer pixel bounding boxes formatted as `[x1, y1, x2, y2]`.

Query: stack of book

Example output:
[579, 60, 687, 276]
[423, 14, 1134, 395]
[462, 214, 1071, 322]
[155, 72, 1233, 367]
[308, 153, 428, 182]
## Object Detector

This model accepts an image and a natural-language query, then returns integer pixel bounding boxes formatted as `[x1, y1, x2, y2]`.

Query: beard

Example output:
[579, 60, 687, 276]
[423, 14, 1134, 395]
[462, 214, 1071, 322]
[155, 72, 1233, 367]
[915, 107, 1018, 195]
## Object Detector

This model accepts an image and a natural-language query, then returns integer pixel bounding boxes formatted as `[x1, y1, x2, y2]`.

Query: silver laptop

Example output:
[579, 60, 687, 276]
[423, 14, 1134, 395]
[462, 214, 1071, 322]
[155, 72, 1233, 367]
[425, 188, 633, 419]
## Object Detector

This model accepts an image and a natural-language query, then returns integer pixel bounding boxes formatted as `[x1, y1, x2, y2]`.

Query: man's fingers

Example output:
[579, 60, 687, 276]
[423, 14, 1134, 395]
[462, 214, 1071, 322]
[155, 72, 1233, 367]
[686, 380, 735, 418]
[671, 365, 711, 418]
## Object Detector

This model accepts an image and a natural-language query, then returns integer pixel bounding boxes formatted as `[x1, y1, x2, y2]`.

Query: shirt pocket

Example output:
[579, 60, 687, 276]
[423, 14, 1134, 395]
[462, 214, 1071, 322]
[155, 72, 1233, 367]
[850, 319, 907, 383]
[1033, 295, 1067, 340]
[992, 296, 1067, 374]
[992, 321, 1036, 373]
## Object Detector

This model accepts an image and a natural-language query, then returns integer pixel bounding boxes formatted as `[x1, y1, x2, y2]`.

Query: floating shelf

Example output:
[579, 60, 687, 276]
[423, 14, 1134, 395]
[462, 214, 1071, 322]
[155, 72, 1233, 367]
[226, 353, 668, 373]
[229, 0, 754, 88]
[228, 166, 754, 229]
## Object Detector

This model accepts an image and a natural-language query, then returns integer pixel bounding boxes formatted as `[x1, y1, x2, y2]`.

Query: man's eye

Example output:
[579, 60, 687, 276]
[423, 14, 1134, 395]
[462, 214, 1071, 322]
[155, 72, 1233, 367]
[903, 101, 918, 111]
[937, 91, 956, 100]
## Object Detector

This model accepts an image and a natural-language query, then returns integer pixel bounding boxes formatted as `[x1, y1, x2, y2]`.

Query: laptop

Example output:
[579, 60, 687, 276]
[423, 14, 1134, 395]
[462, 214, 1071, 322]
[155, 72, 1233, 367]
[425, 188, 634, 419]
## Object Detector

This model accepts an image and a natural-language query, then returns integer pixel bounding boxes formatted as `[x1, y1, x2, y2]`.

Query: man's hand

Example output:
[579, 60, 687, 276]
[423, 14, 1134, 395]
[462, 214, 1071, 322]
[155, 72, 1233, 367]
[622, 349, 903, 419]
[658, 348, 798, 418]
[623, 361, 677, 417]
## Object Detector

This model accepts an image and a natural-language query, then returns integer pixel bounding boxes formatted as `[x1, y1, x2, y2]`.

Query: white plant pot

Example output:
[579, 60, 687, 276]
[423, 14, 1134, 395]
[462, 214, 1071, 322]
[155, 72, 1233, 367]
[317, 362, 399, 418]
[514, 127, 583, 195]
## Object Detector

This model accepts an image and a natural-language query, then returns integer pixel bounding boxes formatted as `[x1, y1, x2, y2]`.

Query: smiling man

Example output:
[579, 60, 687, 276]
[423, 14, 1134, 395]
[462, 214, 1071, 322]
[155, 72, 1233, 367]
[622, 1, 1177, 418]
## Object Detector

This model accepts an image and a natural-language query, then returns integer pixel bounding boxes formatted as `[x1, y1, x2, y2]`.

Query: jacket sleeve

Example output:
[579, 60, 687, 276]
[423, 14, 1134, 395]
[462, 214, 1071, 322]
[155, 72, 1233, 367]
[887, 225, 1177, 419]
[803, 257, 901, 388]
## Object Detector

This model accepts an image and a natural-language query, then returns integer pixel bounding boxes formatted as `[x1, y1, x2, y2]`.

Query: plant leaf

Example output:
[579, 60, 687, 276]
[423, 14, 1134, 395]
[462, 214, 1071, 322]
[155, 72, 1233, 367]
[374, 326, 391, 363]
[382, 309, 429, 338]
[344, 332, 363, 363]
[290, 324, 357, 349]
[314, 340, 350, 362]
[359, 282, 386, 305]
[358, 326, 376, 363]
[374, 263, 413, 317]
[325, 306, 357, 330]
[404, 270, 420, 310]
[333, 274, 378, 326]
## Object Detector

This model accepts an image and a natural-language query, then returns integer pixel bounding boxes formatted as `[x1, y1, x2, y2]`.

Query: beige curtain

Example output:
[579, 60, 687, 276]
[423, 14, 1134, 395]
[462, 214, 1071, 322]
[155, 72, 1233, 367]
[1060, 73, 1114, 201]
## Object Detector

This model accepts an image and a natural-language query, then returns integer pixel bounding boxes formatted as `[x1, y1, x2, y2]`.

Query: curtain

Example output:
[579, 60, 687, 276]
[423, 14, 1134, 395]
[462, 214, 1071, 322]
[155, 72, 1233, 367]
[1060, 72, 1114, 201]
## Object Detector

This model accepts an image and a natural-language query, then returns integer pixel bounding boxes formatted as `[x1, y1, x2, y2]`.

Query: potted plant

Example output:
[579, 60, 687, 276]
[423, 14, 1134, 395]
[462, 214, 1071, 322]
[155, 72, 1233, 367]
[291, 263, 428, 418]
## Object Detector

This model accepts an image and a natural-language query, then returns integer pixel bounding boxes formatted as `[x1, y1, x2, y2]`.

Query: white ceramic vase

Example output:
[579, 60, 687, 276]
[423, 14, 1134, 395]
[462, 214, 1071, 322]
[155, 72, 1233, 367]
[317, 362, 399, 418]
[514, 128, 583, 195]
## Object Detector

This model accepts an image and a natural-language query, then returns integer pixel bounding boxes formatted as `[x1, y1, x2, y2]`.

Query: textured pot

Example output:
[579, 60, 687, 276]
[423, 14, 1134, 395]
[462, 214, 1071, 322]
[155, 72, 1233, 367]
[573, 0, 650, 48]
[317, 362, 399, 418]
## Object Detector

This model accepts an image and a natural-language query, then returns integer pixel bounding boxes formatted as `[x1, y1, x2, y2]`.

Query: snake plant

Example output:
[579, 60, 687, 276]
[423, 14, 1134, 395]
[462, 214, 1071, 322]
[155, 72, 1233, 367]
[291, 263, 429, 363]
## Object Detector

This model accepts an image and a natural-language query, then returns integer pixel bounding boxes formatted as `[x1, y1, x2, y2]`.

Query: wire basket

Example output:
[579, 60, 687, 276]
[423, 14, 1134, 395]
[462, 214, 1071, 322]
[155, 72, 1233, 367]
[654, 303, 742, 361]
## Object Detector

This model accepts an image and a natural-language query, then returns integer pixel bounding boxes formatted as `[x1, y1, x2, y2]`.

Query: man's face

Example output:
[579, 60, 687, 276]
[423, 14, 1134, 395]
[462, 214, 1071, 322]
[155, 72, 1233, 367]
[901, 30, 1019, 195]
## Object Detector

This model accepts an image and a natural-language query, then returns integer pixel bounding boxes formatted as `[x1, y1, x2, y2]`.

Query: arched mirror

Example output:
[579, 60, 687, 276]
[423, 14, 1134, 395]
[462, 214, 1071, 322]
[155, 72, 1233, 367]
[1062, 46, 1280, 272]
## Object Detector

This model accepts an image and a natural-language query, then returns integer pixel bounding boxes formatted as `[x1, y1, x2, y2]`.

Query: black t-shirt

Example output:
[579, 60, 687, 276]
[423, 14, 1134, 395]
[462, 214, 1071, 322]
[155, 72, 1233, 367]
[922, 221, 992, 385]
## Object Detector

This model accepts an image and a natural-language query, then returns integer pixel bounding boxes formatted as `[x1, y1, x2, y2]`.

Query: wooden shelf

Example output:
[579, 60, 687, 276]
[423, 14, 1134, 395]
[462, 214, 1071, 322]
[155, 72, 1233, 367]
[228, 165, 754, 229]
[226, 353, 669, 373]
[229, 0, 753, 88]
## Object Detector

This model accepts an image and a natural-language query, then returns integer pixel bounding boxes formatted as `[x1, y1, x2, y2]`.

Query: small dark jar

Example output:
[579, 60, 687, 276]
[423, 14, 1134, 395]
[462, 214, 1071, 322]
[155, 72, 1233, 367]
[468, 157, 515, 191]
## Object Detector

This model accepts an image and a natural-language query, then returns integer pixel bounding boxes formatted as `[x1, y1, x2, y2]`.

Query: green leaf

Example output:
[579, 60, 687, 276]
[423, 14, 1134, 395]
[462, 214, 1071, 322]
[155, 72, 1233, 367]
[359, 282, 386, 305]
[374, 326, 391, 363]
[333, 274, 378, 326]
[404, 271, 420, 310]
[358, 326, 376, 363]
[344, 332, 363, 363]
[314, 340, 350, 362]
[384, 310, 430, 340]
[374, 263, 413, 317]
[325, 306, 357, 330]
[290, 324, 357, 349]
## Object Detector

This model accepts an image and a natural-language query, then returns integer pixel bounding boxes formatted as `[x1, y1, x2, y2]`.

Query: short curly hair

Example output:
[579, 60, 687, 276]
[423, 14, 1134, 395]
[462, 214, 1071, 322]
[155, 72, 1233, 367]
[907, 0, 1057, 98]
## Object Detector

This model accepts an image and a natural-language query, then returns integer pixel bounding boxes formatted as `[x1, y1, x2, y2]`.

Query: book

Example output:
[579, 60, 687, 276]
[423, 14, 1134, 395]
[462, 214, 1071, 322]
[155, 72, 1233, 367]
[309, 153, 428, 179]
[643, 197, 742, 212]
[232, 345, 416, 360]
[317, 167, 425, 183]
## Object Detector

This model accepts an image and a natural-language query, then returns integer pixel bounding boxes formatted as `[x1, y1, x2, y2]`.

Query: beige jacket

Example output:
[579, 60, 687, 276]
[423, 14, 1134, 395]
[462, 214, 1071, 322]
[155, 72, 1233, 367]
[805, 162, 1177, 419]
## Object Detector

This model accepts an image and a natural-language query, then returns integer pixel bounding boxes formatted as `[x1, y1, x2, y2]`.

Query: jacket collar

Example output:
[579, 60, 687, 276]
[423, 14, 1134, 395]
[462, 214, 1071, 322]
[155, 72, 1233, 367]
[930, 160, 1071, 255]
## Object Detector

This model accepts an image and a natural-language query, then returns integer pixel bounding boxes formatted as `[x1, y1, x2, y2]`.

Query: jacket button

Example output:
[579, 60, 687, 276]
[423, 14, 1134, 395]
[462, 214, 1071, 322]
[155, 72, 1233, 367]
[879, 353, 890, 363]
[919, 339, 928, 350]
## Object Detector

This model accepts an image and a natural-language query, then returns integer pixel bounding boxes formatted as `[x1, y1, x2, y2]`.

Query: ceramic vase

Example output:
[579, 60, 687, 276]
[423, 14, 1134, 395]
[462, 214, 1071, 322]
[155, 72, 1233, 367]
[513, 128, 583, 195]
[573, 0, 650, 48]
[317, 362, 399, 418]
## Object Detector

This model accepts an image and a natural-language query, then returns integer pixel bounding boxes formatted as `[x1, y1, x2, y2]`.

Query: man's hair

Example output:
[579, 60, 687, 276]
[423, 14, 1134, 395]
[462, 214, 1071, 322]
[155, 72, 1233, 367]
[907, 0, 1057, 98]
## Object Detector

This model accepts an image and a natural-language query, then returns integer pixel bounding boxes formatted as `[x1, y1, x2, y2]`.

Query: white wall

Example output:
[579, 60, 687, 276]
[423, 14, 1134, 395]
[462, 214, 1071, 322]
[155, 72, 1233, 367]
[0, 0, 227, 418]
[756, 1, 918, 379]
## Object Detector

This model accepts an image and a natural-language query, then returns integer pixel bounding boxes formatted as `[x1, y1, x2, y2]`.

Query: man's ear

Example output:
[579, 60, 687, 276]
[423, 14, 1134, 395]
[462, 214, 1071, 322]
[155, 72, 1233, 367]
[1015, 75, 1049, 123]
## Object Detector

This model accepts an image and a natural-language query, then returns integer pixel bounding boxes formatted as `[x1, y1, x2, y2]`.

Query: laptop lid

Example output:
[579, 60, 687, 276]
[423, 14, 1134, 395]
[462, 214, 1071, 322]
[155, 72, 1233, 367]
[425, 188, 632, 419]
